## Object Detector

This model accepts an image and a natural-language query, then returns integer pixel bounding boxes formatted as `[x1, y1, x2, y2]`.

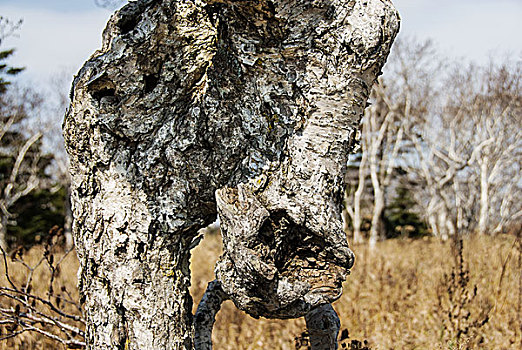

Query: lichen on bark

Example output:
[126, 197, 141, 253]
[63, 0, 399, 349]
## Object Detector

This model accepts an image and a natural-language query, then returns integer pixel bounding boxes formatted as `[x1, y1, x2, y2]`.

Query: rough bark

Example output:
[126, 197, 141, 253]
[213, 0, 399, 319]
[194, 280, 228, 350]
[305, 304, 341, 350]
[63, 0, 399, 349]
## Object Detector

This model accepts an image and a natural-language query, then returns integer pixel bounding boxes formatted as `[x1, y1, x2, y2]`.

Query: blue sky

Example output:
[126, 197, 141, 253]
[0, 0, 114, 12]
[0, 0, 521, 89]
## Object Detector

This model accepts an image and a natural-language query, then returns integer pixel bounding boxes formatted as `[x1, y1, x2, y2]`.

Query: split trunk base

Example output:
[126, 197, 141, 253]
[195, 280, 341, 350]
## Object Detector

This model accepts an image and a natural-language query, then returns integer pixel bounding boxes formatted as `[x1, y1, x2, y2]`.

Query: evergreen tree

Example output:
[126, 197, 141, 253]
[0, 16, 23, 93]
[0, 16, 65, 249]
[384, 186, 429, 238]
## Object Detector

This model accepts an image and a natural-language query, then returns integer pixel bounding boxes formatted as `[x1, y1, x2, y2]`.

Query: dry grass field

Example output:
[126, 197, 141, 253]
[0, 243, 82, 350]
[1, 232, 521, 349]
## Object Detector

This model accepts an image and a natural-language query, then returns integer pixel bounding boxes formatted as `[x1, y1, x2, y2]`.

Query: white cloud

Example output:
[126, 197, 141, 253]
[1, 0, 520, 88]
[0, 5, 112, 86]
[394, 0, 522, 63]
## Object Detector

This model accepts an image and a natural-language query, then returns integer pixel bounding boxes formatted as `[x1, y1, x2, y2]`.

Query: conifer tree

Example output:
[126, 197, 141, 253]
[0, 16, 65, 249]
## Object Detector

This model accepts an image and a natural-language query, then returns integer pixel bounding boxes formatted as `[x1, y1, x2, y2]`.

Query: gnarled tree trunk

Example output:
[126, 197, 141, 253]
[63, 0, 399, 348]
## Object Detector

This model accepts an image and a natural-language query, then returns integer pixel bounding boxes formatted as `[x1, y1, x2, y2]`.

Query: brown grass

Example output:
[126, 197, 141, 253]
[2, 233, 521, 349]
[0, 245, 81, 350]
[191, 233, 521, 350]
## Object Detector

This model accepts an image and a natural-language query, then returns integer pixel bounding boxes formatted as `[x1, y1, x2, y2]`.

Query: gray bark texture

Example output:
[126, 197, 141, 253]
[305, 304, 341, 350]
[63, 0, 399, 349]
[194, 280, 228, 350]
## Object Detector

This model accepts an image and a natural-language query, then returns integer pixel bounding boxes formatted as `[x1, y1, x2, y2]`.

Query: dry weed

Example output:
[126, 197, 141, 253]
[0, 227, 82, 349]
[1, 232, 519, 349]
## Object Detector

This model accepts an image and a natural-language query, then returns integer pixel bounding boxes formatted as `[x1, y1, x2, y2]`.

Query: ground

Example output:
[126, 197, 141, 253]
[1, 233, 520, 349]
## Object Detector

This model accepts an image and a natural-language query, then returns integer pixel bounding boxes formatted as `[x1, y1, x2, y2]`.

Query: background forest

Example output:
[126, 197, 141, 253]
[0, 1, 521, 349]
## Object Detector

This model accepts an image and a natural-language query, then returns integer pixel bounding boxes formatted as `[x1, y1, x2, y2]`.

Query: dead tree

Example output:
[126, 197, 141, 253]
[63, 0, 399, 349]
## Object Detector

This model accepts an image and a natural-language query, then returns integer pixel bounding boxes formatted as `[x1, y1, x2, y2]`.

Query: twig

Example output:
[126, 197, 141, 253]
[0, 306, 84, 337]
[0, 231, 85, 348]
[21, 325, 85, 348]
[0, 330, 24, 342]
[0, 246, 17, 290]
[0, 287, 84, 322]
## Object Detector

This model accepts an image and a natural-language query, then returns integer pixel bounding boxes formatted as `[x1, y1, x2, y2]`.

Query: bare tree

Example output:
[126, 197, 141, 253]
[39, 70, 76, 249]
[344, 39, 441, 242]
[0, 17, 60, 250]
[0, 85, 49, 250]
[63, 0, 399, 349]
[444, 62, 521, 234]
[404, 60, 522, 237]
[344, 146, 368, 244]
[351, 38, 522, 239]
[361, 82, 405, 247]
[0, 134, 42, 249]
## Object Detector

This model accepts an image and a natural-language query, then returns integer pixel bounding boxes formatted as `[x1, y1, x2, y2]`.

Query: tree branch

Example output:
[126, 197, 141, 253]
[194, 280, 229, 350]
[305, 304, 341, 350]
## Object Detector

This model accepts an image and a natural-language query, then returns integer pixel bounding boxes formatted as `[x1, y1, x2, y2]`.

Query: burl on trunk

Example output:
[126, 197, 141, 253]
[63, 0, 399, 349]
